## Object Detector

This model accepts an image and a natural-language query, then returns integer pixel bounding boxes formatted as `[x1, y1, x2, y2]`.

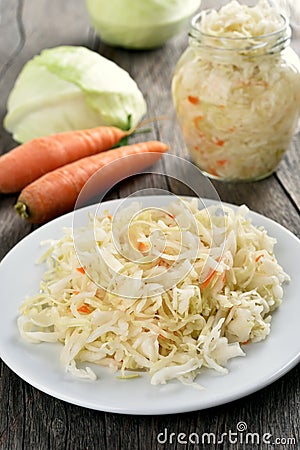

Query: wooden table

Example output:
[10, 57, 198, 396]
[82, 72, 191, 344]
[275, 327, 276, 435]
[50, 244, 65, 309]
[0, 1, 299, 448]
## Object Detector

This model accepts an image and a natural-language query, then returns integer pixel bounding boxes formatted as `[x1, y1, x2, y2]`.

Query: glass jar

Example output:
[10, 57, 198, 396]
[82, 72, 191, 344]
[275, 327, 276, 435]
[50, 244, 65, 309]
[172, 7, 300, 181]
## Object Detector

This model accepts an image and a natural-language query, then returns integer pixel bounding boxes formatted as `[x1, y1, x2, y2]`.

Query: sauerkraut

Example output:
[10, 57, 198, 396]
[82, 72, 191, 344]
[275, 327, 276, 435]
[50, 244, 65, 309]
[18, 199, 290, 386]
[172, 0, 300, 181]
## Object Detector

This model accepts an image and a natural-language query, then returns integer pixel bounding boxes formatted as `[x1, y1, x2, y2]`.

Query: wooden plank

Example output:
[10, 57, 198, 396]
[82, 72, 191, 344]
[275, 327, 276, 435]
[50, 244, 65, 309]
[213, 175, 300, 237]
[0, 193, 32, 259]
[0, 0, 95, 256]
[0, 0, 93, 156]
[277, 137, 300, 212]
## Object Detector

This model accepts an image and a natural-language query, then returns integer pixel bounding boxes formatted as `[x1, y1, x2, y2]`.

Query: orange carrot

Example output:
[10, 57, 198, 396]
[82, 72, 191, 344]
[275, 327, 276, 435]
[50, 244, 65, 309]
[158, 334, 166, 340]
[193, 115, 205, 129]
[201, 257, 223, 289]
[201, 269, 217, 289]
[0, 126, 129, 193]
[15, 141, 168, 224]
[158, 259, 169, 268]
[77, 304, 91, 314]
[217, 159, 228, 166]
[187, 95, 200, 105]
[214, 139, 225, 147]
[207, 167, 218, 177]
[138, 242, 149, 253]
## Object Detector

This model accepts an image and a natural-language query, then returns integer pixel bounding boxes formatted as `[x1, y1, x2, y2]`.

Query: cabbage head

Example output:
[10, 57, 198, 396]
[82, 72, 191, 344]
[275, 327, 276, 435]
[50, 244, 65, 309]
[4, 46, 147, 143]
[86, 0, 201, 49]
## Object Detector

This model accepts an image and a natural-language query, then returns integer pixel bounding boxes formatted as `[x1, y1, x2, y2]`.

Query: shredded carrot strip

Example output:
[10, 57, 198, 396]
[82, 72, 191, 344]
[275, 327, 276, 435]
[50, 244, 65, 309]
[255, 254, 264, 262]
[208, 167, 218, 177]
[158, 259, 169, 267]
[188, 95, 200, 105]
[73, 290, 80, 295]
[217, 159, 228, 166]
[214, 139, 225, 147]
[77, 304, 91, 314]
[76, 266, 86, 274]
[202, 257, 223, 289]
[107, 214, 112, 220]
[201, 269, 217, 289]
[193, 116, 205, 129]
[138, 242, 149, 253]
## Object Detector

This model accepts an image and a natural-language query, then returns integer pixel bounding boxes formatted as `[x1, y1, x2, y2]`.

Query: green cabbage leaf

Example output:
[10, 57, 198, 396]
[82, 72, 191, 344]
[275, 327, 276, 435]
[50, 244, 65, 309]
[86, 0, 201, 49]
[4, 46, 147, 143]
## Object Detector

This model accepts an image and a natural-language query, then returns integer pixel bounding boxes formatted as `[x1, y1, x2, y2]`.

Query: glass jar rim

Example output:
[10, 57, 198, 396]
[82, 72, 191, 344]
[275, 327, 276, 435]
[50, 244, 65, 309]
[190, 9, 288, 42]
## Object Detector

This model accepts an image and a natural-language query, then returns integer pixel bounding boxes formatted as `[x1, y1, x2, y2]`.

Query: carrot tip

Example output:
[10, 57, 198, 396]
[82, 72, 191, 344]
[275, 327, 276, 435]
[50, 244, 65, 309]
[15, 201, 30, 220]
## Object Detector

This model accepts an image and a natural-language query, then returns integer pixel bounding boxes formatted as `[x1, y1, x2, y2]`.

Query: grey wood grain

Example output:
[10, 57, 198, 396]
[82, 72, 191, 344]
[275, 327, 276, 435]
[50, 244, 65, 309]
[277, 137, 300, 211]
[0, 0, 299, 449]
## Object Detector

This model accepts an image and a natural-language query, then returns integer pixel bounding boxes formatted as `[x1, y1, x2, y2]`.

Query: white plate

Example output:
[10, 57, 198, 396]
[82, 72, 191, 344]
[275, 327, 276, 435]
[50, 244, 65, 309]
[0, 196, 299, 415]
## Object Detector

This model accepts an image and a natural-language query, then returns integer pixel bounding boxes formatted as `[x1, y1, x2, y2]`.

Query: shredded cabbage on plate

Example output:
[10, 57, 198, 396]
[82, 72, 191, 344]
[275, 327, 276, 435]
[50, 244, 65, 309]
[18, 199, 290, 386]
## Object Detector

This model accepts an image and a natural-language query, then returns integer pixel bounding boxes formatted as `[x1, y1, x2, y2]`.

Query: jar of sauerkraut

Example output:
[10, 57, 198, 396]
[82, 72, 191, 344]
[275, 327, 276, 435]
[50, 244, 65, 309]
[172, 0, 300, 181]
